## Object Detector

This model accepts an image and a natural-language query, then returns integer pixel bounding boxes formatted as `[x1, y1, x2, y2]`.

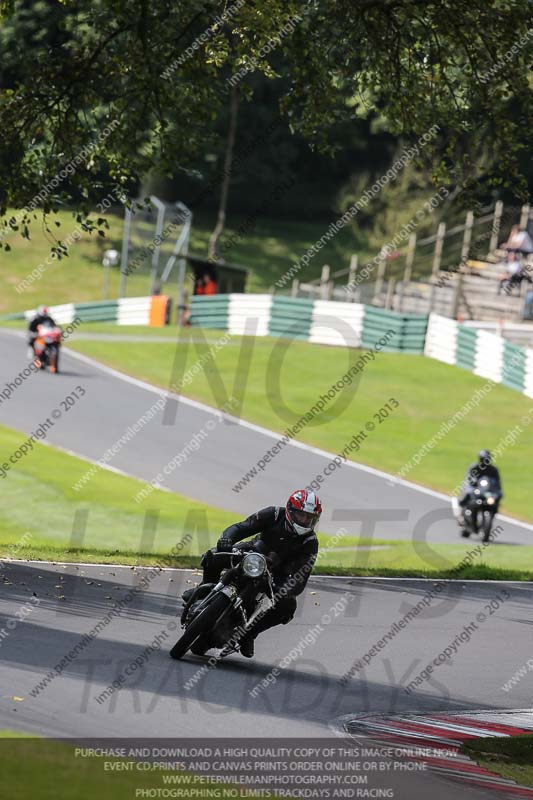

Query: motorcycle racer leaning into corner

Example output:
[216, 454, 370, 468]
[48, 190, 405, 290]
[182, 490, 321, 659]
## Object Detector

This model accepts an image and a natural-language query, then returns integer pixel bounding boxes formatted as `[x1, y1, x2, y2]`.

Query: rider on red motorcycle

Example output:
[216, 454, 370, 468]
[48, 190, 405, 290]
[28, 305, 57, 356]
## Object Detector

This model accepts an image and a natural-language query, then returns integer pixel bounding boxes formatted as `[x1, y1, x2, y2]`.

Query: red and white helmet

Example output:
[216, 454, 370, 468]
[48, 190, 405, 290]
[286, 489, 322, 536]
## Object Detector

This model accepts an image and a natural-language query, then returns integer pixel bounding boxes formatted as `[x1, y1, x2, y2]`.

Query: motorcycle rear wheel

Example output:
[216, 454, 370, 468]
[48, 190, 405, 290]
[170, 592, 231, 660]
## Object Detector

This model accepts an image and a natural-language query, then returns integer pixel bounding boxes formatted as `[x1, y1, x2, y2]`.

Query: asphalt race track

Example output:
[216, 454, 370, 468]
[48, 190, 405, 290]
[2, 562, 532, 797]
[1, 328, 532, 798]
[0, 328, 531, 548]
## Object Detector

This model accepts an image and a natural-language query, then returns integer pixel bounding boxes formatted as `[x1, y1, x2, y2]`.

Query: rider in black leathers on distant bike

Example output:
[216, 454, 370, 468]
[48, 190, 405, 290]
[183, 489, 322, 658]
[458, 449, 502, 522]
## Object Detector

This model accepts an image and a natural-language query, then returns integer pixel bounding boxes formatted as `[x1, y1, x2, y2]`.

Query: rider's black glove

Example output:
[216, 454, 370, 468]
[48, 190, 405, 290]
[217, 536, 233, 553]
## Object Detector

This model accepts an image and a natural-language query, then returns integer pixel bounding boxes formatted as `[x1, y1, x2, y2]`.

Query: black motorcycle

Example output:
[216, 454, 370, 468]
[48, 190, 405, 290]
[460, 476, 502, 542]
[170, 549, 275, 660]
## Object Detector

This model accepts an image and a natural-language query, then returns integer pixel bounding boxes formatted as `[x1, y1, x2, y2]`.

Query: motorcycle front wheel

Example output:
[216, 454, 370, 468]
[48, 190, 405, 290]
[482, 510, 494, 543]
[49, 345, 59, 374]
[461, 509, 473, 537]
[170, 592, 231, 660]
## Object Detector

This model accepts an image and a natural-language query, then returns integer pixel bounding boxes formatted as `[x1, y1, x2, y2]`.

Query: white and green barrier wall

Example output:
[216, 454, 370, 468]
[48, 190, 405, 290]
[190, 295, 533, 399]
[2, 296, 170, 326]
[5, 293, 533, 399]
[424, 313, 533, 397]
[191, 295, 428, 353]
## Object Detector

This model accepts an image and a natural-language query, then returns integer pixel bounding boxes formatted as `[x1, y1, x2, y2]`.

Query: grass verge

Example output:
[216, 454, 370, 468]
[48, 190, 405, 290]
[0, 207, 366, 314]
[1, 422, 531, 578]
[5, 545, 532, 580]
[0, 422, 235, 556]
[65, 330, 533, 521]
[462, 735, 533, 788]
[3, 545, 531, 581]
[0, 734, 257, 799]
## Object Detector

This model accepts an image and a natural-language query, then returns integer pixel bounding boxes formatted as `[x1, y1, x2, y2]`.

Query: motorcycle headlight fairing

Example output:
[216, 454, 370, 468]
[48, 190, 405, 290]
[242, 552, 267, 578]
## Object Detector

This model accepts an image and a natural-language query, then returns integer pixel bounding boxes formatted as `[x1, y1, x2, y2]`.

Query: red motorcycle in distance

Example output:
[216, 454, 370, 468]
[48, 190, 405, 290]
[33, 323, 62, 373]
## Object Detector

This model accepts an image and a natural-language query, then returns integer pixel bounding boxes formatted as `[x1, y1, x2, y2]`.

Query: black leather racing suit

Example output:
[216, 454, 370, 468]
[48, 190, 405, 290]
[201, 506, 318, 640]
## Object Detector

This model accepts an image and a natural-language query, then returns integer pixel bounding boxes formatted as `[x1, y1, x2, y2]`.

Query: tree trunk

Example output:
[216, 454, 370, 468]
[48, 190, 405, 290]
[208, 85, 239, 262]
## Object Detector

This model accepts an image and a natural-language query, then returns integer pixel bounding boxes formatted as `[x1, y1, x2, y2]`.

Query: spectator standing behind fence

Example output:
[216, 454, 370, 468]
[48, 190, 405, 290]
[504, 226, 533, 253]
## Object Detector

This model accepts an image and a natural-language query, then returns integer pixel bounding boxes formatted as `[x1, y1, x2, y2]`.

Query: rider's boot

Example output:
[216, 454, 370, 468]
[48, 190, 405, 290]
[239, 633, 255, 658]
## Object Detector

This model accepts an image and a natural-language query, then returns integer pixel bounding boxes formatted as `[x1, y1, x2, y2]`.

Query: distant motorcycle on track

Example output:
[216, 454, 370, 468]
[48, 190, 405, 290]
[33, 323, 62, 373]
[170, 549, 276, 660]
[454, 476, 502, 542]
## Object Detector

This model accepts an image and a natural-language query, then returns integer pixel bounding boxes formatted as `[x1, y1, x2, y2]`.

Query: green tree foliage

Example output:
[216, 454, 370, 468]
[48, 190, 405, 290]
[148, 76, 399, 221]
[0, 0, 531, 246]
